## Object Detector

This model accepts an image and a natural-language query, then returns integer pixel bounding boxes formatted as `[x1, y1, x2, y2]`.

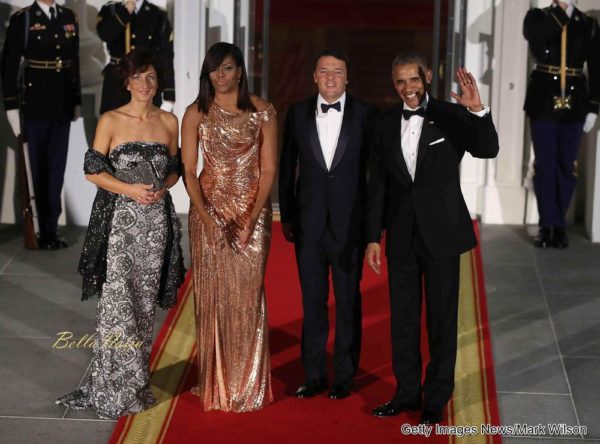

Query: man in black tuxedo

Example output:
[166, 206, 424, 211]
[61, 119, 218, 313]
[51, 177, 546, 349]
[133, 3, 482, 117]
[279, 50, 373, 400]
[365, 52, 499, 424]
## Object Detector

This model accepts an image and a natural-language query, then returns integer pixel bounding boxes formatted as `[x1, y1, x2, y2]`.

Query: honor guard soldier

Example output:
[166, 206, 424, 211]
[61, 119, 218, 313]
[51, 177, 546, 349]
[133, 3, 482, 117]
[523, 0, 600, 249]
[1, 0, 81, 249]
[96, 0, 175, 113]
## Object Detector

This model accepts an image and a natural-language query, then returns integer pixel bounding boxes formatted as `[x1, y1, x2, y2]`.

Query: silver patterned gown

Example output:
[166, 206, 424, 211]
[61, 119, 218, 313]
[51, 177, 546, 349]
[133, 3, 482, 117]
[57, 142, 183, 419]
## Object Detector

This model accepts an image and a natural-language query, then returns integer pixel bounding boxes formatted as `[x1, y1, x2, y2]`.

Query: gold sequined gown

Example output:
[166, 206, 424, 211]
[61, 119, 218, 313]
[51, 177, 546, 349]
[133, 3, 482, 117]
[189, 102, 275, 412]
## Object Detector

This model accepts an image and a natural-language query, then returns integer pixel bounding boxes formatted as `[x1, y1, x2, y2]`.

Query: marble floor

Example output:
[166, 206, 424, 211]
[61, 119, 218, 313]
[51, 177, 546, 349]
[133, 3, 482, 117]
[0, 222, 599, 443]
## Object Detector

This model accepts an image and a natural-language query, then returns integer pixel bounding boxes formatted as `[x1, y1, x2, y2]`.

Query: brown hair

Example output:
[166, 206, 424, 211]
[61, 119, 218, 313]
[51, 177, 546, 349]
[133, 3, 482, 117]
[116, 49, 165, 98]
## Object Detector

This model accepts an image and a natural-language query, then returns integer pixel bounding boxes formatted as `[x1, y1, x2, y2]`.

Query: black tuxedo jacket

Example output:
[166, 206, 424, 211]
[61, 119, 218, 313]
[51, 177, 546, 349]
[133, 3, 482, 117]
[279, 95, 374, 242]
[366, 97, 499, 259]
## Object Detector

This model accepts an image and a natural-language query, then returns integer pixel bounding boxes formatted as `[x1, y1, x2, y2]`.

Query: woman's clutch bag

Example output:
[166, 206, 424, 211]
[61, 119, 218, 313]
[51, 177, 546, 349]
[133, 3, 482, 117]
[115, 160, 164, 190]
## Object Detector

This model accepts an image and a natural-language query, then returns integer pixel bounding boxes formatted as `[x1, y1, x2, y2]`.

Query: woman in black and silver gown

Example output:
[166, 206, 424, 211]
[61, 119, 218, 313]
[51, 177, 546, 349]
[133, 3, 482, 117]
[56, 51, 185, 419]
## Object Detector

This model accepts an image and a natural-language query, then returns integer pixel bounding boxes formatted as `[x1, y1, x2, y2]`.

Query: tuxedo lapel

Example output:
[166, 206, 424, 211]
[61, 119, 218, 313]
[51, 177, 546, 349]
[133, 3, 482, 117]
[305, 96, 328, 172]
[414, 101, 442, 180]
[415, 119, 437, 175]
[385, 106, 412, 183]
[329, 96, 354, 171]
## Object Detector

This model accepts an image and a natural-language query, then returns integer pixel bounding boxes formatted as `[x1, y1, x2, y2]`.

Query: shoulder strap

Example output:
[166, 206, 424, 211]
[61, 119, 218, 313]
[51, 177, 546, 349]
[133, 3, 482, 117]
[23, 8, 30, 50]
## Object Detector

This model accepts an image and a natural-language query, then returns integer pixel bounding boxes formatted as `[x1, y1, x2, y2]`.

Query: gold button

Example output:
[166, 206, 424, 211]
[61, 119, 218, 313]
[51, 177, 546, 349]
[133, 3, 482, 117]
[131, 45, 135, 49]
[28, 82, 32, 86]
[37, 36, 41, 40]
[56, 45, 61, 49]
[54, 34, 58, 38]
[132, 34, 136, 38]
[148, 35, 152, 39]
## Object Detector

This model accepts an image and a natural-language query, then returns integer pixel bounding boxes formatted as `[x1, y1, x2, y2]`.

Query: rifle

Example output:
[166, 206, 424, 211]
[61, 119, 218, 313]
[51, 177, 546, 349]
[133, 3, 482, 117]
[16, 133, 38, 249]
[14, 10, 38, 250]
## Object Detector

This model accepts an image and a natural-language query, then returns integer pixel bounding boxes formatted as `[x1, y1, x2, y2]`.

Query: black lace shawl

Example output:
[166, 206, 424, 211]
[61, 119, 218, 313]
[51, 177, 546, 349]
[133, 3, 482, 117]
[78, 148, 185, 309]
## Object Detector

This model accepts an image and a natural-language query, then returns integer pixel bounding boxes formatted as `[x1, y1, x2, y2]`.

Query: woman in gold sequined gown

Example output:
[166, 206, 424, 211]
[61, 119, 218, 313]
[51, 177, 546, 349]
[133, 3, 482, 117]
[181, 43, 278, 412]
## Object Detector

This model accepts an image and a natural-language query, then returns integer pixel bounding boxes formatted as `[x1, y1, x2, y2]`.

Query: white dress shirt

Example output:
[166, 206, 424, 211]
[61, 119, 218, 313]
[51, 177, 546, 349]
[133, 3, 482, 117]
[401, 100, 426, 180]
[552, 2, 574, 18]
[121, 0, 144, 13]
[401, 93, 490, 181]
[36, 1, 57, 19]
[316, 93, 346, 170]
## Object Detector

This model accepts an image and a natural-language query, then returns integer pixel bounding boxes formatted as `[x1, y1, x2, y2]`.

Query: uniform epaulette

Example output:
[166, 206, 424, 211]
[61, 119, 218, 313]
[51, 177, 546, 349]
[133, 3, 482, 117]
[146, 2, 167, 13]
[14, 6, 30, 16]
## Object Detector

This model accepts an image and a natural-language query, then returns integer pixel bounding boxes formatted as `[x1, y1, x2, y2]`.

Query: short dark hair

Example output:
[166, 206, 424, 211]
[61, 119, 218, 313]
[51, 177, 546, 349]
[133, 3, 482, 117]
[313, 49, 349, 70]
[116, 49, 165, 98]
[391, 51, 430, 72]
[196, 42, 255, 114]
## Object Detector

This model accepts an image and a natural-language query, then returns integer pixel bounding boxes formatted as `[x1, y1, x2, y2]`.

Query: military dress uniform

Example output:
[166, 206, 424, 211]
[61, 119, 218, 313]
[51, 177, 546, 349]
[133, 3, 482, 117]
[1, 1, 81, 249]
[523, 5, 600, 248]
[97, 0, 174, 113]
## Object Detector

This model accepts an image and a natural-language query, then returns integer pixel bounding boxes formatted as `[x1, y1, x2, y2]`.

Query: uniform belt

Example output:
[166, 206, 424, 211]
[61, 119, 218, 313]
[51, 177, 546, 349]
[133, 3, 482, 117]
[25, 59, 73, 72]
[109, 56, 122, 65]
[534, 63, 583, 76]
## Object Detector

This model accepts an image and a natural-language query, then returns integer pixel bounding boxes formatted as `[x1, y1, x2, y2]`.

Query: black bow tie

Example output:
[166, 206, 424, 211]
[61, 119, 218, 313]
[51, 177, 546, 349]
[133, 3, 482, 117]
[321, 102, 341, 113]
[402, 107, 426, 120]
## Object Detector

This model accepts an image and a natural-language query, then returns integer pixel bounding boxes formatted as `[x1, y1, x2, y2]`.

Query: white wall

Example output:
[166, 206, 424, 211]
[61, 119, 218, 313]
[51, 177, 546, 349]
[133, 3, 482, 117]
[4, 1, 597, 238]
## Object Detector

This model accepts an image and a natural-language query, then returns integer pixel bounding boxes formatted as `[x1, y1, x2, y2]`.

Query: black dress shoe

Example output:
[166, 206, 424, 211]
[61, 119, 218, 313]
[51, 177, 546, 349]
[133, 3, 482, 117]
[420, 407, 444, 424]
[552, 227, 569, 249]
[49, 233, 68, 249]
[534, 226, 553, 248]
[328, 384, 351, 400]
[372, 400, 421, 417]
[37, 234, 54, 250]
[295, 378, 327, 398]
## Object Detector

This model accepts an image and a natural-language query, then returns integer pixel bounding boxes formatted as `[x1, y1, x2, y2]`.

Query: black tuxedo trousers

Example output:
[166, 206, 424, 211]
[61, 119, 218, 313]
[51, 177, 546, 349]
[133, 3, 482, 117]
[296, 227, 363, 384]
[388, 229, 459, 409]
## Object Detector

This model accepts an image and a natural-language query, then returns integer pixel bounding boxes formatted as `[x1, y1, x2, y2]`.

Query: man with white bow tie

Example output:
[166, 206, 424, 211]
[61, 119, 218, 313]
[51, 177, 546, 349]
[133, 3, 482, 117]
[524, 0, 600, 248]
[365, 52, 499, 424]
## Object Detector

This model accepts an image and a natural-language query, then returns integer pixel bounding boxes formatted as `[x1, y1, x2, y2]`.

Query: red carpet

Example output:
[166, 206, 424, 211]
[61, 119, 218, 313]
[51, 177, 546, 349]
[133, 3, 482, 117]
[109, 222, 500, 444]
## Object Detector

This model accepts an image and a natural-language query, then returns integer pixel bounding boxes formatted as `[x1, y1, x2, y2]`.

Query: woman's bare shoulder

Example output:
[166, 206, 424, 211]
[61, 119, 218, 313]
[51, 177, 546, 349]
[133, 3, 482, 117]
[183, 101, 204, 124]
[158, 108, 178, 129]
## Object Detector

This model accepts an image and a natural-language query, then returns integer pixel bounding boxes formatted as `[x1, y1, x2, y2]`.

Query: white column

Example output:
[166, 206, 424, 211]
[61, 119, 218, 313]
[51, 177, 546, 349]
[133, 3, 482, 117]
[584, 132, 600, 241]
[169, 0, 206, 213]
[480, 0, 530, 224]
[461, 0, 494, 217]
[62, 0, 105, 226]
[208, 0, 234, 44]
[577, 0, 600, 242]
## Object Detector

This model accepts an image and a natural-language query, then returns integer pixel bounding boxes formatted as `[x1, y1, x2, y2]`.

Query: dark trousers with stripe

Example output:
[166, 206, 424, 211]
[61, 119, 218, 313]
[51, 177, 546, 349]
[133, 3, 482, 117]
[530, 120, 584, 228]
[24, 120, 70, 237]
[388, 231, 460, 410]
[295, 226, 363, 386]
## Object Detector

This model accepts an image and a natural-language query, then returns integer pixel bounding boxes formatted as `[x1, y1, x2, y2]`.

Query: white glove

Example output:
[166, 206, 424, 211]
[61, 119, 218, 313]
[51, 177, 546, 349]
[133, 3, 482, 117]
[6, 109, 21, 136]
[72, 105, 81, 122]
[583, 112, 597, 134]
[160, 101, 174, 113]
